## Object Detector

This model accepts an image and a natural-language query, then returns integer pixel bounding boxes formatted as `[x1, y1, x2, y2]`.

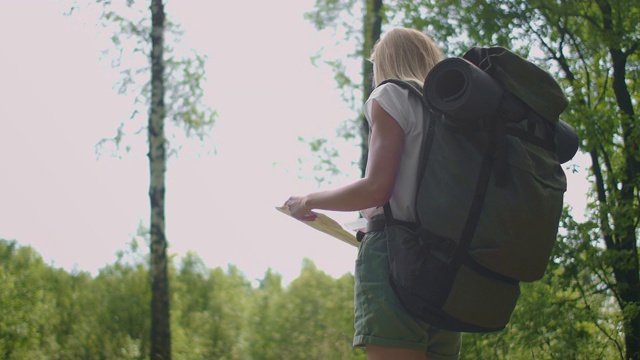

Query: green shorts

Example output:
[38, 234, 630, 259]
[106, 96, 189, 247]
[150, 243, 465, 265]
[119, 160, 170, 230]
[353, 227, 462, 360]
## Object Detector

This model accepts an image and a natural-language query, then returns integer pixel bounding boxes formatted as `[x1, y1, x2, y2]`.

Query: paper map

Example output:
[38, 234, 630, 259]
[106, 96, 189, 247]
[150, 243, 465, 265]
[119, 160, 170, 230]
[276, 206, 360, 248]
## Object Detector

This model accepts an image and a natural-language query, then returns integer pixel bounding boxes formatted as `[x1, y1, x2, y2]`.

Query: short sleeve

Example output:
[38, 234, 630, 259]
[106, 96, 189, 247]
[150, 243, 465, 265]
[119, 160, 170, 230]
[363, 83, 413, 134]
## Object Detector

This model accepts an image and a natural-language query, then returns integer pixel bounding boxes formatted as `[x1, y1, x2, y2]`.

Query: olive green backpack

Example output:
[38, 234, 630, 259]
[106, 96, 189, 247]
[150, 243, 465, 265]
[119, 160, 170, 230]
[381, 47, 578, 332]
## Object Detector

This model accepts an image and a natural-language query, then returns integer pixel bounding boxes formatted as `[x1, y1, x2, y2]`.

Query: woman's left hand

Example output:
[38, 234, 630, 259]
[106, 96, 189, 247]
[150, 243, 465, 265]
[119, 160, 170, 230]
[284, 196, 317, 221]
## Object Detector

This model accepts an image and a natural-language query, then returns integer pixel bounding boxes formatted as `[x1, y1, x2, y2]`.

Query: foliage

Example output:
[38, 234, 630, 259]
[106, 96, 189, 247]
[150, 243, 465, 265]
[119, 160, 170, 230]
[3, 236, 631, 358]
[299, 0, 370, 183]
[251, 259, 363, 360]
[0, 239, 366, 359]
[0, 241, 59, 359]
[64, 0, 218, 156]
[172, 256, 253, 359]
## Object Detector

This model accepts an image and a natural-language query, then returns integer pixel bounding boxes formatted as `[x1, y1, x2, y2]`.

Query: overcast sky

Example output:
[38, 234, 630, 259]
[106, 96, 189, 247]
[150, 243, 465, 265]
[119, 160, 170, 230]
[0, 0, 591, 285]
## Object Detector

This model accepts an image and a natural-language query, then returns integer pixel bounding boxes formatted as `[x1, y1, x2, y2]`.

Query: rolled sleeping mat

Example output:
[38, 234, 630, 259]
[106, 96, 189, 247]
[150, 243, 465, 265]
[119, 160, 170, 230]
[423, 57, 504, 122]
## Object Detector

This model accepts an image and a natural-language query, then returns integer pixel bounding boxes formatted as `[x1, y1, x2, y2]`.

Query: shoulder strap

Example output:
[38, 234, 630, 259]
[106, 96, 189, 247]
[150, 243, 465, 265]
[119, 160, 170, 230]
[376, 79, 433, 227]
[378, 79, 426, 106]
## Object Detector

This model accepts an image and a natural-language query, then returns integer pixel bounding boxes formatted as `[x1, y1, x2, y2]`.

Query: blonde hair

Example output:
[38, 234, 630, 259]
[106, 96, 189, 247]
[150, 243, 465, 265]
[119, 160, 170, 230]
[371, 28, 442, 87]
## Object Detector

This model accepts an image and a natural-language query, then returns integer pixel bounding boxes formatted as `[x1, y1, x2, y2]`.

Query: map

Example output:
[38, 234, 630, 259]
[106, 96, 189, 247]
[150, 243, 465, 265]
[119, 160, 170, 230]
[276, 206, 360, 247]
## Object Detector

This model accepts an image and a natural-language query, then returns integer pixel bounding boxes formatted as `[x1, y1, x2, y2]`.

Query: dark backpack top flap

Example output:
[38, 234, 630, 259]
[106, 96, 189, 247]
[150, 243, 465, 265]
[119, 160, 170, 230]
[463, 47, 569, 123]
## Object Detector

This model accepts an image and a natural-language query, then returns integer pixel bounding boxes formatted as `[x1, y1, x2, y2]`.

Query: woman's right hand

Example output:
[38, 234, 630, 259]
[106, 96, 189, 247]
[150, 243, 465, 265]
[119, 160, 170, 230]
[284, 196, 318, 221]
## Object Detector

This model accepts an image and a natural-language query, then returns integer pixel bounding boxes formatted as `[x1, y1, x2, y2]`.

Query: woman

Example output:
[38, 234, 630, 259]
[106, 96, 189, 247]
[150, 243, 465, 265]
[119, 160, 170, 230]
[285, 28, 461, 360]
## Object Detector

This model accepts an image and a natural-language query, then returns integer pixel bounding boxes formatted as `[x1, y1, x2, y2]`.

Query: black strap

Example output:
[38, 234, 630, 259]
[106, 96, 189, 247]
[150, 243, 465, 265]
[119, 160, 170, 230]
[366, 217, 387, 232]
[506, 126, 555, 151]
[376, 79, 433, 227]
[514, 110, 556, 151]
[356, 216, 419, 242]
[379, 79, 425, 105]
[462, 256, 519, 285]
[457, 136, 496, 256]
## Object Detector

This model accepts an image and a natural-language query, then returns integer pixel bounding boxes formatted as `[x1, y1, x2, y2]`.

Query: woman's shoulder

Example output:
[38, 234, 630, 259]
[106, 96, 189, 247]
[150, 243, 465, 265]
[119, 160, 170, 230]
[368, 82, 414, 110]
[365, 81, 426, 131]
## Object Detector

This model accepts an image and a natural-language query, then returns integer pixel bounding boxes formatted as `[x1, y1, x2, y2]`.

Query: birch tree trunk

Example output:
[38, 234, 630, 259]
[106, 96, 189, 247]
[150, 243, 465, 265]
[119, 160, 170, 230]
[149, 0, 171, 358]
[359, 0, 383, 175]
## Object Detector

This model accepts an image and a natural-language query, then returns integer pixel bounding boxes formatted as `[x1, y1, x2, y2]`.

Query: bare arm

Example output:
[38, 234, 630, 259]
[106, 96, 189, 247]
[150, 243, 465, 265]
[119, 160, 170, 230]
[285, 99, 404, 220]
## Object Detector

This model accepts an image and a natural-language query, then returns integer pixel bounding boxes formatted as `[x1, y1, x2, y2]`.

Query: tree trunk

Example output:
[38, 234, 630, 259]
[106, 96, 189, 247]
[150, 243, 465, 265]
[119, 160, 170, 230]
[595, 2, 640, 357]
[359, 0, 383, 175]
[149, 0, 171, 359]
[608, 48, 640, 360]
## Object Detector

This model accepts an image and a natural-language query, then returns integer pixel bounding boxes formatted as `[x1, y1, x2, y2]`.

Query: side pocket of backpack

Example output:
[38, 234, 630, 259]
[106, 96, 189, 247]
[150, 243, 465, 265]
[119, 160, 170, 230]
[387, 225, 447, 298]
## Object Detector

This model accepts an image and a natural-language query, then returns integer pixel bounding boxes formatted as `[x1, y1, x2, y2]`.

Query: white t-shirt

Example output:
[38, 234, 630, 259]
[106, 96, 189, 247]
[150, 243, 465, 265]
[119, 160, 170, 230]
[361, 82, 429, 223]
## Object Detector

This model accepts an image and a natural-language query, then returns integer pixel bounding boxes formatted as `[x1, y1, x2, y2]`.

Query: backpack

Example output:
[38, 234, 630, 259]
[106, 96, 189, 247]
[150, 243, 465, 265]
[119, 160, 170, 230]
[379, 47, 578, 332]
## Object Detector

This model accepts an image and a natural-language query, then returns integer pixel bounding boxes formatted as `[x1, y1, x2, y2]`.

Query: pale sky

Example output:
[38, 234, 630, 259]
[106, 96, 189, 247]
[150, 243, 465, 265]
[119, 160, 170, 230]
[0, 0, 591, 285]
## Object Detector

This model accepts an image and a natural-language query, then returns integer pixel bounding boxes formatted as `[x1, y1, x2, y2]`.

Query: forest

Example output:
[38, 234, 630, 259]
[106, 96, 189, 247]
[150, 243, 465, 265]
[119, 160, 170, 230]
[0, 236, 624, 359]
[1, 0, 639, 359]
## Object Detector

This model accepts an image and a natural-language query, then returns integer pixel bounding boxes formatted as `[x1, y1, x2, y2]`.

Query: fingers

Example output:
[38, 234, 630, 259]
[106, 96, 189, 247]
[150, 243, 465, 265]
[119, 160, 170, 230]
[299, 211, 317, 221]
[284, 196, 316, 221]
